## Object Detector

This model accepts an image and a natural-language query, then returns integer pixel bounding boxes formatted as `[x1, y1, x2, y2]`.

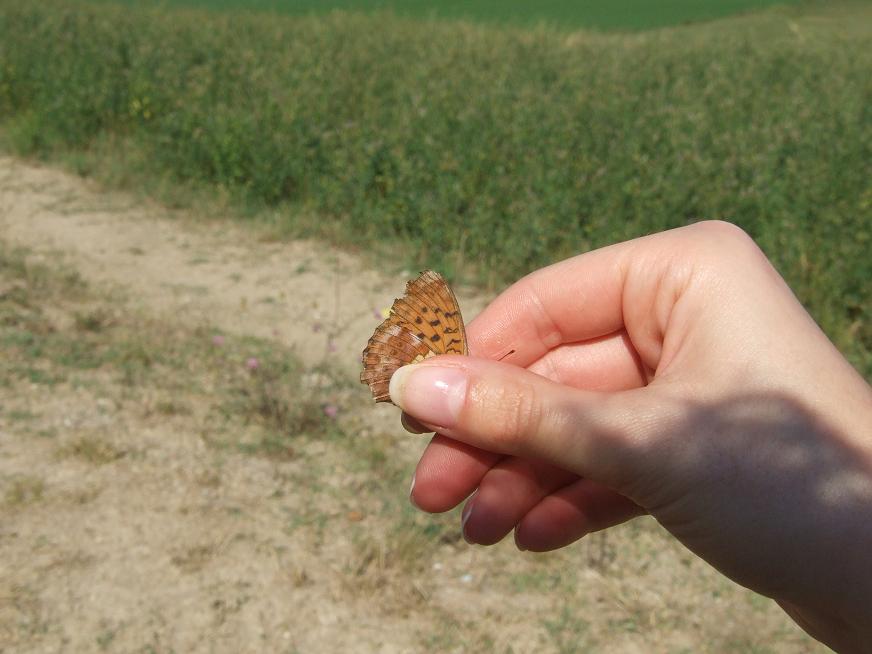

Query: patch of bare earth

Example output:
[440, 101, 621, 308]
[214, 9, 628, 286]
[0, 156, 824, 652]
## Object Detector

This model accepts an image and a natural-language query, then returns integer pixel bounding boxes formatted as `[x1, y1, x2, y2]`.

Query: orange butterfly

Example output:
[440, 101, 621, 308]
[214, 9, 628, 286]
[361, 271, 467, 403]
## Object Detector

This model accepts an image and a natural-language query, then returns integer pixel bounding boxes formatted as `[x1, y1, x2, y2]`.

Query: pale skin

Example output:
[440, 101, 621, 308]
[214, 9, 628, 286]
[388, 221, 872, 653]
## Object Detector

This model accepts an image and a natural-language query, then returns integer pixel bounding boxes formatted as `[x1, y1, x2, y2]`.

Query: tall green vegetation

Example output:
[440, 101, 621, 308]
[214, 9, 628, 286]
[100, 0, 804, 31]
[0, 1, 870, 375]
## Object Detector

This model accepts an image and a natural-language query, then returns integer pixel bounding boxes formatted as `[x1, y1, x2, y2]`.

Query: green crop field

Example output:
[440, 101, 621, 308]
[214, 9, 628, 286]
[101, 0, 804, 31]
[0, 0, 870, 377]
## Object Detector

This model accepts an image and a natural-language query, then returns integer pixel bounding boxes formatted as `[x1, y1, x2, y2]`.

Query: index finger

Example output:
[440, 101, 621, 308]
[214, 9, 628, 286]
[467, 240, 635, 368]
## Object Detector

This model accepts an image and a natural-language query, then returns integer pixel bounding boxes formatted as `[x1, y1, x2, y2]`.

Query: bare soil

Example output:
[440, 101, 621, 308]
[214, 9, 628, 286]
[0, 156, 824, 653]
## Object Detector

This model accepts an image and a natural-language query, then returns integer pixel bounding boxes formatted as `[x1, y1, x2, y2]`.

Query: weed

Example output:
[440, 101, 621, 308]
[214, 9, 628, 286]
[74, 307, 115, 333]
[4, 475, 45, 507]
[542, 606, 592, 654]
[152, 398, 192, 416]
[59, 435, 126, 464]
[235, 431, 297, 461]
[171, 544, 217, 573]
[2, 584, 51, 640]
[511, 569, 561, 593]
[212, 340, 337, 447]
[6, 408, 37, 422]
[96, 623, 118, 650]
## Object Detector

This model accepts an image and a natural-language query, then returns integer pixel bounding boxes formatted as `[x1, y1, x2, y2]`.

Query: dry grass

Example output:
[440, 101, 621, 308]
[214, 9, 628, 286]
[3, 476, 45, 508]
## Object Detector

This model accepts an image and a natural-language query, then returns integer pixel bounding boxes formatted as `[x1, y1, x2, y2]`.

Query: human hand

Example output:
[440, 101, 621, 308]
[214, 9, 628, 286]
[389, 221, 872, 652]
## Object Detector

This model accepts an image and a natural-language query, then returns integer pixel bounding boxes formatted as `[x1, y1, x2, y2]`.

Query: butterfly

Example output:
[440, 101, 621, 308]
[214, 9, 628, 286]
[360, 270, 467, 403]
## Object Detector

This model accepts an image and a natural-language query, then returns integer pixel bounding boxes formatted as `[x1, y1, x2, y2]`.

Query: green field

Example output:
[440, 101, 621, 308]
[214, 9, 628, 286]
[0, 0, 870, 377]
[103, 0, 805, 30]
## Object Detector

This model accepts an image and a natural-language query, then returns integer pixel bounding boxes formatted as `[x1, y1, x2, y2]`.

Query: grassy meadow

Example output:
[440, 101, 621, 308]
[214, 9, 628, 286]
[1, 1, 870, 380]
[100, 0, 805, 31]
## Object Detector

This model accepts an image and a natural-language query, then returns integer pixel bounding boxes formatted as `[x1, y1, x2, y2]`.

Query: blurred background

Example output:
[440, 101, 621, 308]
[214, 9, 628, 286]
[0, 0, 869, 651]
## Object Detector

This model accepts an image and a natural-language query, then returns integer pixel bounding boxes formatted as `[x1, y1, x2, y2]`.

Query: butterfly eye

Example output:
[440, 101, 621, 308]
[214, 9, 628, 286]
[360, 271, 467, 404]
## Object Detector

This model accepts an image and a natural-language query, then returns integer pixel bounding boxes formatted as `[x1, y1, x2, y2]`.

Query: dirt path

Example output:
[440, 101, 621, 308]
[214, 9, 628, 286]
[0, 155, 821, 653]
[0, 156, 498, 653]
[0, 156, 484, 375]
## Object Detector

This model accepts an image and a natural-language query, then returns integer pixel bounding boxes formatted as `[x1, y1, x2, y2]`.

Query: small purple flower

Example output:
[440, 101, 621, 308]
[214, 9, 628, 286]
[323, 404, 339, 419]
[372, 308, 382, 319]
[327, 338, 337, 353]
[245, 357, 260, 371]
[211, 335, 225, 346]
[312, 322, 323, 333]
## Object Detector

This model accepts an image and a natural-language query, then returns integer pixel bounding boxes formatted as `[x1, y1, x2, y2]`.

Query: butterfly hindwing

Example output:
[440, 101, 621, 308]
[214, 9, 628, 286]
[360, 271, 467, 404]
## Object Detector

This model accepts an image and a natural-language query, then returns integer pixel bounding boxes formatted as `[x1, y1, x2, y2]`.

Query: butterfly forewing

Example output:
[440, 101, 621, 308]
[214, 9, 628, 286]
[420, 271, 467, 355]
[403, 270, 468, 356]
[361, 270, 467, 404]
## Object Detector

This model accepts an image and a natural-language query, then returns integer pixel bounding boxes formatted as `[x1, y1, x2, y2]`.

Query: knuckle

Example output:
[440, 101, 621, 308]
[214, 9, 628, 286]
[694, 220, 758, 253]
[689, 220, 768, 272]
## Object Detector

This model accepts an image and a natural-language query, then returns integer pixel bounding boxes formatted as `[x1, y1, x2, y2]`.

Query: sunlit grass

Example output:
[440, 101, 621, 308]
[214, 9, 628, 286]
[98, 0, 805, 31]
[0, 0, 869, 380]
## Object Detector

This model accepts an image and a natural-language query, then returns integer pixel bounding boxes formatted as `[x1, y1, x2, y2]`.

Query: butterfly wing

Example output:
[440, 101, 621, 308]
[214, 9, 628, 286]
[360, 270, 467, 403]
[400, 270, 468, 356]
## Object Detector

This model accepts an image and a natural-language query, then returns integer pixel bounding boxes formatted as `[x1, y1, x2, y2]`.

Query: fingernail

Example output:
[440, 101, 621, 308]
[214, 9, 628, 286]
[461, 494, 476, 544]
[389, 364, 467, 429]
[514, 528, 527, 552]
[409, 474, 420, 509]
[401, 412, 428, 434]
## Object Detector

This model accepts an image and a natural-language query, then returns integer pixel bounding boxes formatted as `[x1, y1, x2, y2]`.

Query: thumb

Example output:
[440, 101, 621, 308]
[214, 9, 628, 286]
[388, 355, 672, 497]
